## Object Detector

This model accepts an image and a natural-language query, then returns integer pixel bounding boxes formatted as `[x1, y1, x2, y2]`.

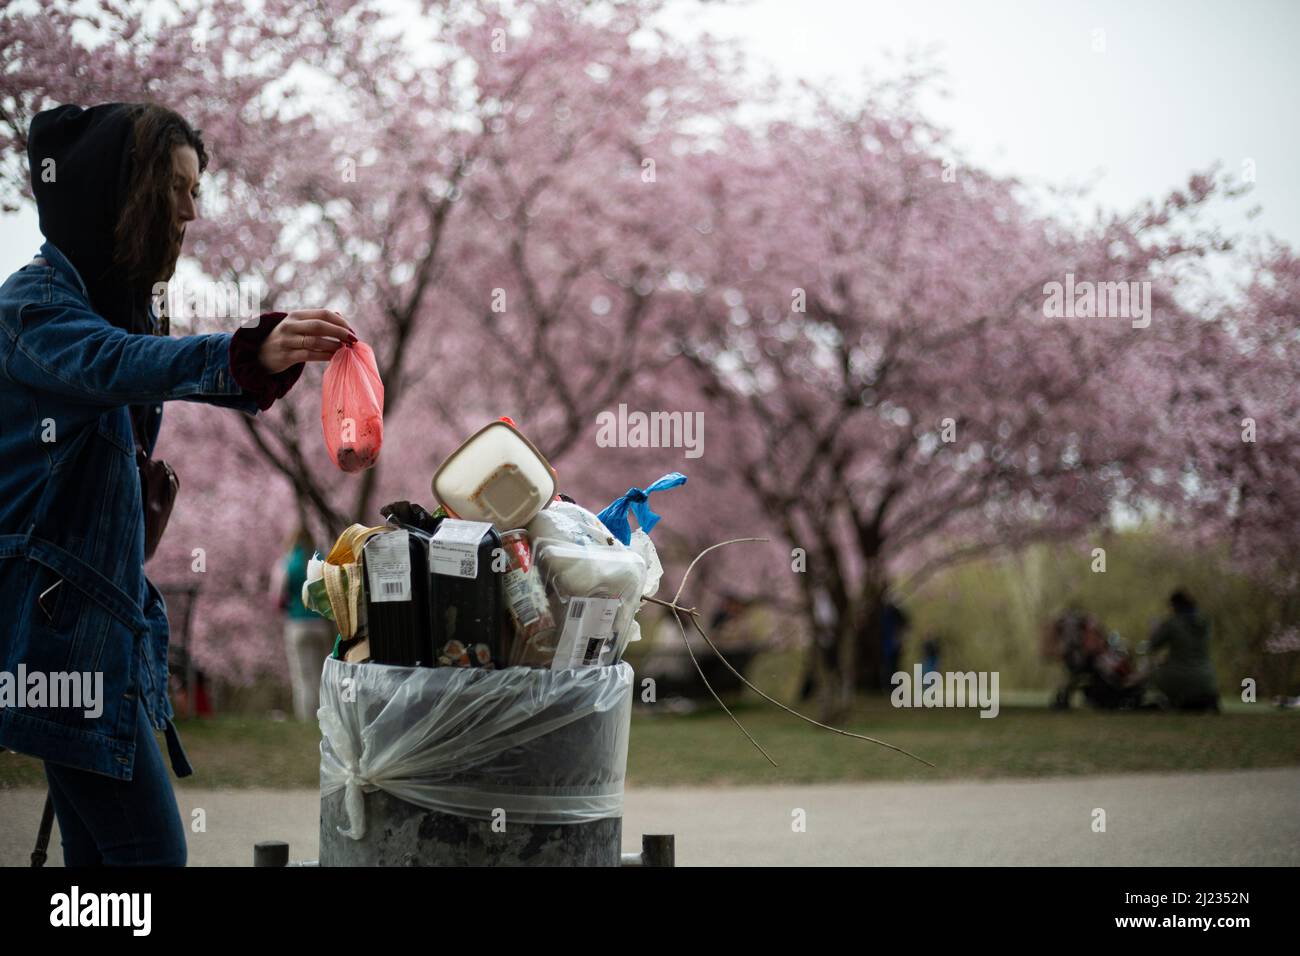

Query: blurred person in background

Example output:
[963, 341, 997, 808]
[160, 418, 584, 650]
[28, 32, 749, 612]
[880, 601, 910, 690]
[1146, 589, 1219, 712]
[921, 632, 941, 680]
[275, 525, 335, 721]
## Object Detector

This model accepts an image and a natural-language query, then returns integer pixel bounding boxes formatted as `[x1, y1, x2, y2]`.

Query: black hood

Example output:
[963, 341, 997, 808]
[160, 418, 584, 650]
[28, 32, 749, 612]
[27, 102, 154, 336]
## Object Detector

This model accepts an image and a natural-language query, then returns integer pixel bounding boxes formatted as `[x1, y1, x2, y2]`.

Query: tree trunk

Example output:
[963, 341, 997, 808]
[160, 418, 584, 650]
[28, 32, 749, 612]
[852, 570, 889, 695]
[798, 624, 843, 722]
[352, 458, 382, 530]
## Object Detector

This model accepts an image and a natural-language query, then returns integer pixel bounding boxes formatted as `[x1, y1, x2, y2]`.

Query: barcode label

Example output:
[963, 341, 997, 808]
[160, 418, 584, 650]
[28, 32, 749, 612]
[365, 530, 411, 603]
[504, 571, 542, 624]
[552, 597, 620, 670]
[429, 519, 493, 579]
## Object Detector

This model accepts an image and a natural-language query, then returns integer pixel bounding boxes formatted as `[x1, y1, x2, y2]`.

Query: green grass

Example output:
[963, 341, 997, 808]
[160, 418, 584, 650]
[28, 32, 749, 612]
[623, 697, 1300, 786]
[2, 697, 1296, 789]
[0, 716, 324, 789]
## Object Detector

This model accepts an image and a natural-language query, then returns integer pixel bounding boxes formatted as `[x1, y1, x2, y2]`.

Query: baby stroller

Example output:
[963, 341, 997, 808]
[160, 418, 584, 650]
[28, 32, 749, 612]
[1042, 610, 1147, 710]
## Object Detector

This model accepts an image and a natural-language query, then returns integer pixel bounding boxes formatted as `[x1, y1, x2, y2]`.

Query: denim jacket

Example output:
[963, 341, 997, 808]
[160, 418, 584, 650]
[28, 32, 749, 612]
[0, 240, 293, 780]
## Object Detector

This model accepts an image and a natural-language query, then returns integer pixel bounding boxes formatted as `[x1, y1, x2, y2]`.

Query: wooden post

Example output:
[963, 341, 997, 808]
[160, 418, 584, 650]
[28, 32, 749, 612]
[254, 840, 289, 867]
[641, 833, 675, 867]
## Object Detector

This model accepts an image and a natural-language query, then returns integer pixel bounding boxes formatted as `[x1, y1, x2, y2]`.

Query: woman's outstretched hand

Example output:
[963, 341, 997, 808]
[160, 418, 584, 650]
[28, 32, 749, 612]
[258, 310, 357, 374]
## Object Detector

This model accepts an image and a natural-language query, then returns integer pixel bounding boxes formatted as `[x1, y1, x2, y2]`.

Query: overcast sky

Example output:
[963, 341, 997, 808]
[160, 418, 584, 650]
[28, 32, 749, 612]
[4, 0, 1297, 275]
[659, 0, 1300, 242]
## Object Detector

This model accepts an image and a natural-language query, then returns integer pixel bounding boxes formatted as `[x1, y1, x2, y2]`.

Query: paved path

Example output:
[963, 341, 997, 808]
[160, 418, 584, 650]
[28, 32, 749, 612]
[2, 767, 1296, 866]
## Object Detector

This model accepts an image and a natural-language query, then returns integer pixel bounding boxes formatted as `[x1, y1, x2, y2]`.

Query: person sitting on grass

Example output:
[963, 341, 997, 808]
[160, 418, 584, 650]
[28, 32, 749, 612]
[1148, 589, 1219, 712]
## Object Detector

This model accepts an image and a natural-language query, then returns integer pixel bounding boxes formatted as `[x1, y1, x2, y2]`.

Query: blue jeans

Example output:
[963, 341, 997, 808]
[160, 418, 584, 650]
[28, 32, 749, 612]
[42, 699, 188, 866]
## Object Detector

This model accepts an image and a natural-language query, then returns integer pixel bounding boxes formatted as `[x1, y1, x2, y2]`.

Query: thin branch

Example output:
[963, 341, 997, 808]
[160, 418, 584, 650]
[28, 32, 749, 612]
[683, 610, 934, 768]
[671, 606, 778, 767]
[653, 536, 935, 769]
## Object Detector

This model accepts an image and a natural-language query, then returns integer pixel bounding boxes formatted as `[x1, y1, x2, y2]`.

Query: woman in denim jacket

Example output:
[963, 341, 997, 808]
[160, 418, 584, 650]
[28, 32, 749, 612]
[0, 102, 355, 865]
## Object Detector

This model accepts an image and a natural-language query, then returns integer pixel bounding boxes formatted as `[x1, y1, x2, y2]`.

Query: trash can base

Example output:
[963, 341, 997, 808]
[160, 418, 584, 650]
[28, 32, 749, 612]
[319, 789, 622, 866]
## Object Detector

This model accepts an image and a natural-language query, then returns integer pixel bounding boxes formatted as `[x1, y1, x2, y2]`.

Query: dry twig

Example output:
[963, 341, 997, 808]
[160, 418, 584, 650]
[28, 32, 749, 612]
[642, 537, 935, 769]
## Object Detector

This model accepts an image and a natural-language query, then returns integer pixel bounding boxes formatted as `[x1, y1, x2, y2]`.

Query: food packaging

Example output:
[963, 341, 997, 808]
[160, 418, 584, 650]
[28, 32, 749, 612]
[431, 419, 558, 530]
[363, 527, 434, 667]
[500, 529, 559, 668]
[428, 518, 505, 667]
[533, 542, 647, 670]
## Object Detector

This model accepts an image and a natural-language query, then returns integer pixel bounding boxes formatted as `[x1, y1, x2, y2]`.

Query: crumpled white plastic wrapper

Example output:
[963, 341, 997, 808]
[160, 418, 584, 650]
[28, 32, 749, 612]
[301, 552, 327, 612]
[527, 499, 618, 549]
[629, 529, 662, 599]
[614, 530, 663, 653]
[319, 657, 633, 840]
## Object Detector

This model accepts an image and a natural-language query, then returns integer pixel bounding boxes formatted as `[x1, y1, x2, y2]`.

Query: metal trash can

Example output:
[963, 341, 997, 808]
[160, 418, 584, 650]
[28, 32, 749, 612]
[318, 656, 632, 866]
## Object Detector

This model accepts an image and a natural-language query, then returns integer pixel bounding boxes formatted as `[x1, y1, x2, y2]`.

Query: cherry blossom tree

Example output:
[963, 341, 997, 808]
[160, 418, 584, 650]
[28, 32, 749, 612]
[665, 79, 1254, 706]
[0, 0, 737, 682]
[2, 0, 1293, 701]
[1178, 243, 1300, 570]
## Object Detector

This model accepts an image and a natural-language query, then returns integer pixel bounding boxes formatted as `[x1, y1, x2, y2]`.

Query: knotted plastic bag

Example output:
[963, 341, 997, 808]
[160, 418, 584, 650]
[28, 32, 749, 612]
[596, 472, 687, 545]
[322, 341, 384, 472]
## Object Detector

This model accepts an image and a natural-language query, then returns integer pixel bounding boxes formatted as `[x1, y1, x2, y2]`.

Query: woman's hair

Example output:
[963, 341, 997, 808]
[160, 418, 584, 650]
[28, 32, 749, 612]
[112, 103, 208, 308]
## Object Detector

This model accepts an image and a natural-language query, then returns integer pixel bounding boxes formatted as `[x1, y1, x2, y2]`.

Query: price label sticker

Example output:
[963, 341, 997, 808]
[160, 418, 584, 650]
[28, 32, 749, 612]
[429, 519, 493, 579]
[365, 530, 411, 602]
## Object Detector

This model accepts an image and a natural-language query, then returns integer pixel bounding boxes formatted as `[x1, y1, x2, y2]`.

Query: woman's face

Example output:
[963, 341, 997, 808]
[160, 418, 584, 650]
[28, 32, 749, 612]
[171, 144, 200, 247]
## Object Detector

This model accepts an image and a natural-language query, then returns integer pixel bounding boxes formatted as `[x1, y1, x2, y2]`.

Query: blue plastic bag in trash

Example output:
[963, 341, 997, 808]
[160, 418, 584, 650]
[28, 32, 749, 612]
[596, 472, 687, 545]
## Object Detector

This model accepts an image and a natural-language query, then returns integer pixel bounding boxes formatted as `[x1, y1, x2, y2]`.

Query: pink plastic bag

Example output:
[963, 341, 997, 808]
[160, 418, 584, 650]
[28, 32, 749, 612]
[321, 340, 384, 472]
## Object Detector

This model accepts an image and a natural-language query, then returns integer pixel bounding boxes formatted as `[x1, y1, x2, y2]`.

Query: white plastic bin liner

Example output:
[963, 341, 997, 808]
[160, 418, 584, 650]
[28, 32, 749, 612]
[319, 657, 633, 839]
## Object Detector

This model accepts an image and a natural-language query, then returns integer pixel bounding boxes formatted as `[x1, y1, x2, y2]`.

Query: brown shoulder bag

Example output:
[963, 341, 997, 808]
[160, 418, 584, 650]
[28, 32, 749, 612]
[131, 412, 179, 561]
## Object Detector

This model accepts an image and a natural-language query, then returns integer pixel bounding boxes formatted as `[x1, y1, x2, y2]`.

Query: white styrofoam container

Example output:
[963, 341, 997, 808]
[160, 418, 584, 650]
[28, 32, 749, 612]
[431, 420, 558, 529]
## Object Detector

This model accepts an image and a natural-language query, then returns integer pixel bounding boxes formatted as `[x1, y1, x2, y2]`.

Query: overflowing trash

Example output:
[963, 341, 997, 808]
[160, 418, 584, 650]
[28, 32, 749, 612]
[308, 416, 933, 852]
[305, 415, 687, 674]
[310, 416, 688, 844]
